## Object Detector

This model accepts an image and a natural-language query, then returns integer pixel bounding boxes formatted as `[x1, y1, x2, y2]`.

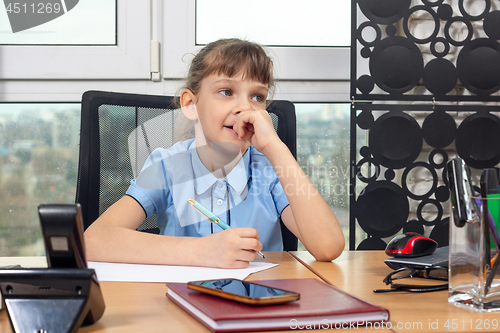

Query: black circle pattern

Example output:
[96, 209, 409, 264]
[401, 162, 438, 200]
[352, 1, 500, 249]
[354, 0, 500, 99]
[422, 111, 456, 148]
[369, 112, 423, 169]
[484, 11, 500, 40]
[358, 0, 412, 25]
[455, 112, 500, 169]
[456, 38, 500, 96]
[369, 36, 424, 95]
[357, 181, 410, 238]
[352, 106, 500, 250]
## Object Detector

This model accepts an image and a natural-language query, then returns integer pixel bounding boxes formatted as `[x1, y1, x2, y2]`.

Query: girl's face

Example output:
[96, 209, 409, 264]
[190, 72, 269, 153]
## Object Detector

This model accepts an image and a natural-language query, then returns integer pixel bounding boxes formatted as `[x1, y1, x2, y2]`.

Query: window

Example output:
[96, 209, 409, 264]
[295, 103, 350, 249]
[195, 0, 350, 47]
[0, 0, 116, 45]
[0, 1, 150, 79]
[0, 103, 80, 256]
[164, 0, 351, 83]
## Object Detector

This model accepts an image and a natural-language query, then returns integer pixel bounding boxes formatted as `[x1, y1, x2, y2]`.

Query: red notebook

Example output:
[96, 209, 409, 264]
[166, 278, 390, 332]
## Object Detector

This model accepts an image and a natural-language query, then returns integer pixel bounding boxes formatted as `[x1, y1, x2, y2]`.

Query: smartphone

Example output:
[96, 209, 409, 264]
[187, 279, 300, 306]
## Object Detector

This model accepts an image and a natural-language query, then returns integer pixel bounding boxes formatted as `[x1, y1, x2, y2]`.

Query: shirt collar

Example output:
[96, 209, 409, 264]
[191, 140, 251, 196]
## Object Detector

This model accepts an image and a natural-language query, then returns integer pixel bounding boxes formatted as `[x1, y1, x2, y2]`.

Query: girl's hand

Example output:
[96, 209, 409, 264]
[234, 109, 281, 153]
[198, 228, 263, 268]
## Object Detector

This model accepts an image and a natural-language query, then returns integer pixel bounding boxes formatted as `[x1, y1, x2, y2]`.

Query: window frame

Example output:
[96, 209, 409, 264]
[0, 0, 351, 103]
[0, 1, 151, 80]
[162, 0, 350, 82]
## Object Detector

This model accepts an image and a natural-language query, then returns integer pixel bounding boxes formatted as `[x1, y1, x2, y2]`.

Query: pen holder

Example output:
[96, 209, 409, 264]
[449, 197, 500, 312]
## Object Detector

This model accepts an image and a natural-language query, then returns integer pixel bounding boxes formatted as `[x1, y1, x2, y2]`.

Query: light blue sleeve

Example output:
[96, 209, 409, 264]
[125, 148, 171, 218]
[251, 148, 290, 216]
[270, 176, 289, 215]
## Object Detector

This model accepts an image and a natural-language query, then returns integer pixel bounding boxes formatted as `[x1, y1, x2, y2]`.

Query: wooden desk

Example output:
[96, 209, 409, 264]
[3, 252, 390, 333]
[4, 252, 498, 332]
[78, 252, 321, 333]
[291, 250, 500, 333]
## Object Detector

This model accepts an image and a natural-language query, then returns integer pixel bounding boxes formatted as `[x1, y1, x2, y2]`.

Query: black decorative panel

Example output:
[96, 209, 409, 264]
[351, 0, 500, 102]
[349, 103, 500, 250]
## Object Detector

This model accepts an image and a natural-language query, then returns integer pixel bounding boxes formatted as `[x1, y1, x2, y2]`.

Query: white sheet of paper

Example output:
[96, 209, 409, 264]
[88, 261, 278, 283]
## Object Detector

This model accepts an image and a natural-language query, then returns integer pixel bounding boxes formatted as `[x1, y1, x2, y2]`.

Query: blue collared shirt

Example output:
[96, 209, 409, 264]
[126, 139, 289, 251]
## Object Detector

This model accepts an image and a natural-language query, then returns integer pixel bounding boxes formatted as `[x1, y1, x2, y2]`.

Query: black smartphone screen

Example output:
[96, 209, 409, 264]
[196, 279, 288, 298]
[188, 279, 300, 305]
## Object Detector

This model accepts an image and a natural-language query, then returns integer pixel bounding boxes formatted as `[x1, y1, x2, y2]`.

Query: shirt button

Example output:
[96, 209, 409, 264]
[217, 199, 223, 206]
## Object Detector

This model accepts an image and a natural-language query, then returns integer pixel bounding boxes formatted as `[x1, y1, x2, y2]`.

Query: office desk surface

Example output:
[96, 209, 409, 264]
[2, 252, 390, 333]
[78, 252, 321, 333]
[291, 250, 500, 333]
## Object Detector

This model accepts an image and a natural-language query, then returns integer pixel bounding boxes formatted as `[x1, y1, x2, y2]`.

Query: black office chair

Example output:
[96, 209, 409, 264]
[76, 90, 298, 251]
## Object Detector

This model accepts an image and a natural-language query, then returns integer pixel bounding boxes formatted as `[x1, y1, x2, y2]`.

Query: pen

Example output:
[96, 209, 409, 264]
[485, 253, 499, 294]
[480, 172, 491, 271]
[480, 169, 500, 294]
[476, 197, 500, 294]
[188, 198, 265, 259]
[480, 169, 500, 266]
[482, 169, 500, 250]
[476, 199, 500, 251]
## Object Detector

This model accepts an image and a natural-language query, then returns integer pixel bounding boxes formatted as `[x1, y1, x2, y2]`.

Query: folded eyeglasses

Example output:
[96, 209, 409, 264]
[373, 266, 448, 293]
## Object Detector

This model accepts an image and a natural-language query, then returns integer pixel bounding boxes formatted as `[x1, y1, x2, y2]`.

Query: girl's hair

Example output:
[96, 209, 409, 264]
[184, 38, 275, 98]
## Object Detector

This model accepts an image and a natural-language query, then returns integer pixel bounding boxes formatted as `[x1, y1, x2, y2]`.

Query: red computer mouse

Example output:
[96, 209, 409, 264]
[385, 232, 438, 258]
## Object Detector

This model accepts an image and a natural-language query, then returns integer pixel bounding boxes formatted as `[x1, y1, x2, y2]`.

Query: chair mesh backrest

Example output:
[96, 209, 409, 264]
[97, 104, 179, 232]
[77, 91, 297, 249]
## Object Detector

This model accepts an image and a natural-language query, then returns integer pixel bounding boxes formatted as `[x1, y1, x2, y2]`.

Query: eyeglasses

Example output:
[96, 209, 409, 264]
[373, 266, 448, 293]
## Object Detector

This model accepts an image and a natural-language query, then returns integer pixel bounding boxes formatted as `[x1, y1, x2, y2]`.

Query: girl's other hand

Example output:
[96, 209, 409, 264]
[198, 228, 263, 268]
[234, 109, 281, 153]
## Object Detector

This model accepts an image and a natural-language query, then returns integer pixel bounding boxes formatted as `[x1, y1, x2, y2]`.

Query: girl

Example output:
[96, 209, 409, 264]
[84, 38, 345, 268]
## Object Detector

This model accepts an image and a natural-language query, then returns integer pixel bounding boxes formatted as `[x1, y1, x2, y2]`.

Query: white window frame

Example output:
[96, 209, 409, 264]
[0, 1, 151, 80]
[0, 0, 351, 103]
[162, 0, 350, 102]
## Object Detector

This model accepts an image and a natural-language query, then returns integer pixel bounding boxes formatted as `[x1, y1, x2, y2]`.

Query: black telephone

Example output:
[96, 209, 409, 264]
[0, 204, 105, 333]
